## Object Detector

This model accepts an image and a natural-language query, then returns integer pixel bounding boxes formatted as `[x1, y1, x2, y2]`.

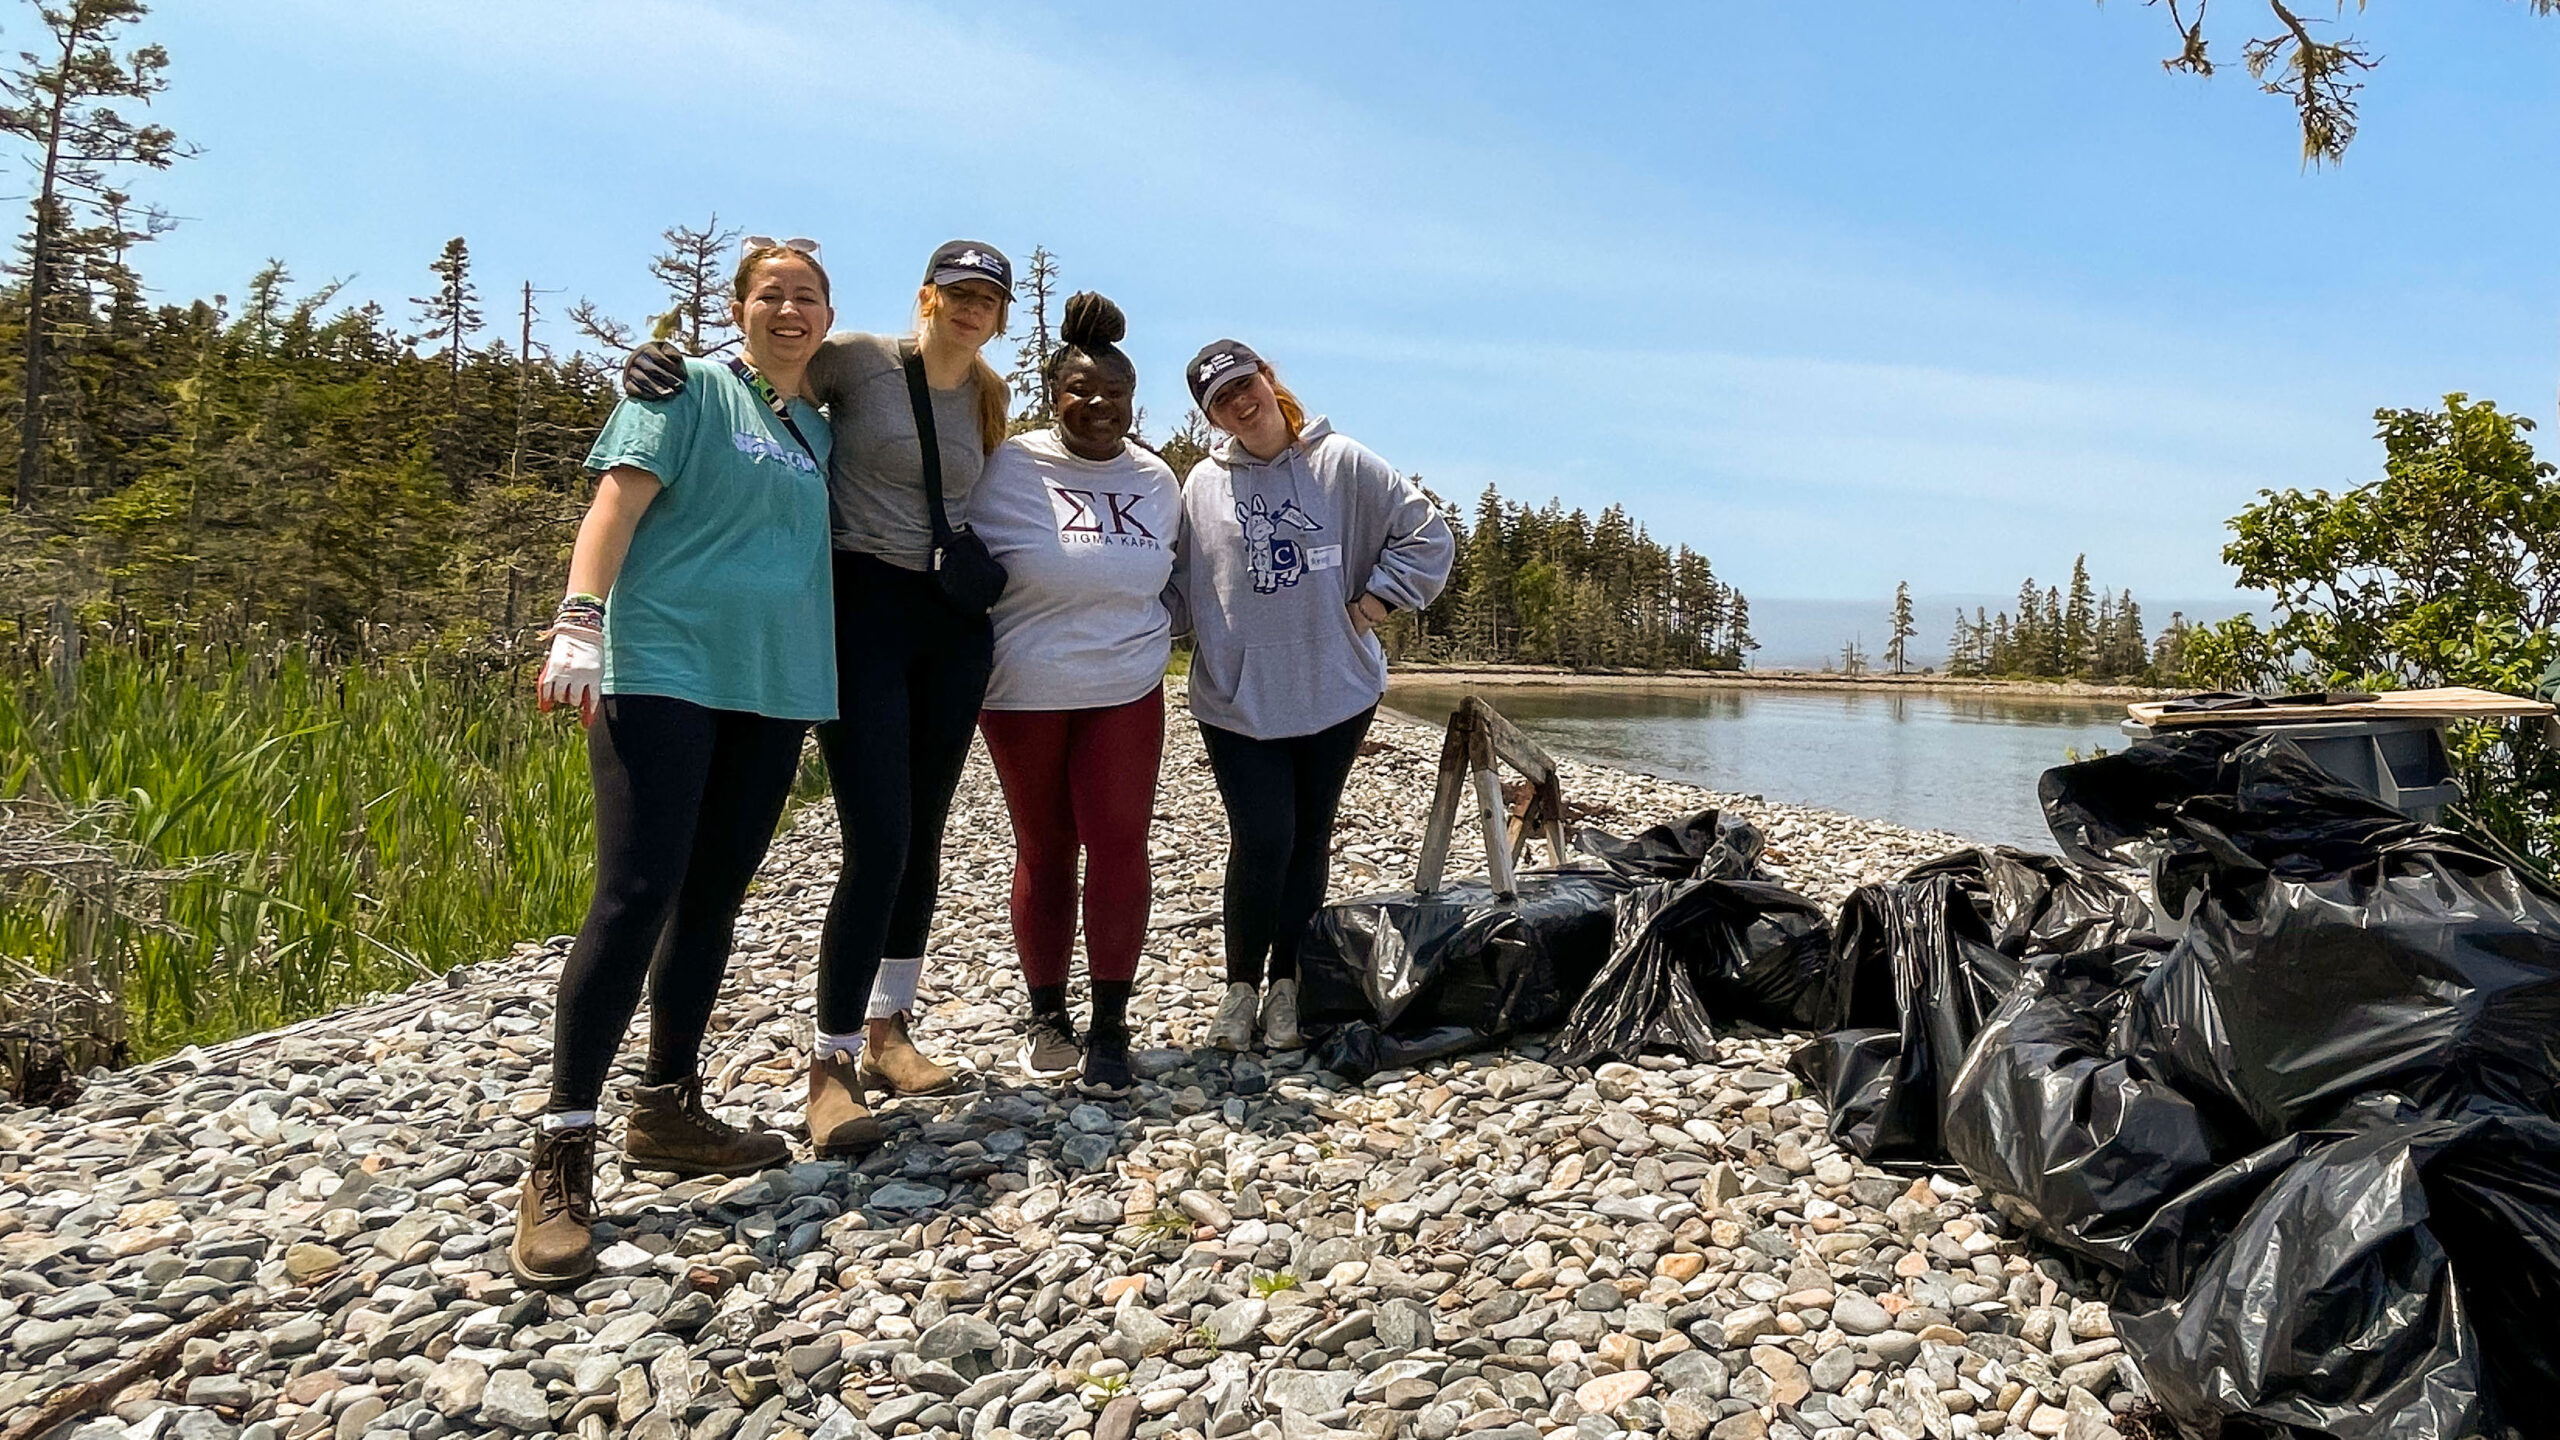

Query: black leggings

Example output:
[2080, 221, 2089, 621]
[1200, 706, 1376, 985]
[814, 551, 993, 1031]
[549, 694, 807, 1112]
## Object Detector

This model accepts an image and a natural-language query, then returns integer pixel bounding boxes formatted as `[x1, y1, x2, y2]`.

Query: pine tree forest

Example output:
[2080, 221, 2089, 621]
[1380, 485, 1754, 671]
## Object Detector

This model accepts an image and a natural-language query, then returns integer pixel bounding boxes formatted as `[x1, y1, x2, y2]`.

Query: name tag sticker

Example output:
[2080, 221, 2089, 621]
[1307, 545, 1343, 572]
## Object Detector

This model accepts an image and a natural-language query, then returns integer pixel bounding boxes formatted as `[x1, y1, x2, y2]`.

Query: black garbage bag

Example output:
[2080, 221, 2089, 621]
[1309, 1022, 1486, 1081]
[1572, 809, 1765, 882]
[2102, 740, 2560, 1144]
[1297, 866, 1638, 1081]
[1551, 876, 1833, 1065]
[2038, 728, 2249, 871]
[1942, 943, 2224, 1268]
[1804, 847, 2151, 1161]
[2113, 1106, 2560, 1440]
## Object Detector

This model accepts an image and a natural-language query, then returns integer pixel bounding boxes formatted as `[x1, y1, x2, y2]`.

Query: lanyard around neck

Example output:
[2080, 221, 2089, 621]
[725, 355, 822, 470]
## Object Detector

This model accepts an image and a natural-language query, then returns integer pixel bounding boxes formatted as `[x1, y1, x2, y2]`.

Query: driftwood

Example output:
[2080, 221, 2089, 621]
[1413, 695, 1570, 899]
[0, 1290, 264, 1440]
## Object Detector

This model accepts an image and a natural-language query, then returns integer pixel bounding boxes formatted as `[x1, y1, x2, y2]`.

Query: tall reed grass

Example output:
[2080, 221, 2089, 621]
[1, 619, 598, 1057]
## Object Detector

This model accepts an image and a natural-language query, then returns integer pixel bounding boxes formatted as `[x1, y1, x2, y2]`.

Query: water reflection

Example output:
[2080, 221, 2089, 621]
[1384, 681, 2129, 851]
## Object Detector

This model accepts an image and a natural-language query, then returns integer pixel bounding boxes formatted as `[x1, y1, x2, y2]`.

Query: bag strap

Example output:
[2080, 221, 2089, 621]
[898, 339, 958, 547]
[722, 355, 823, 471]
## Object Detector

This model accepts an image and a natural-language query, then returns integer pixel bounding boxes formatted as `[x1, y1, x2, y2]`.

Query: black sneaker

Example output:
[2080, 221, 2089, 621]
[1081, 1021, 1134, 1096]
[1020, 1010, 1082, 1080]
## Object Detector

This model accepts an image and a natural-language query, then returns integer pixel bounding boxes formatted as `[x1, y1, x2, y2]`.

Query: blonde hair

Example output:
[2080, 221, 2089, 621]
[733, 244, 830, 302]
[1264, 365, 1308, 443]
[916, 285, 1011, 456]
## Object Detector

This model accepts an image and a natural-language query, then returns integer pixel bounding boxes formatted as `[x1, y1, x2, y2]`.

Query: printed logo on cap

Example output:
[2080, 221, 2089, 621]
[948, 249, 998, 275]
[1197, 353, 1239, 383]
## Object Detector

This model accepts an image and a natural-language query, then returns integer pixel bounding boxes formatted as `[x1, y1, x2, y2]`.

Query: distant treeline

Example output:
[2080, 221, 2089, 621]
[1381, 487, 1753, 671]
[1935, 556, 2195, 683]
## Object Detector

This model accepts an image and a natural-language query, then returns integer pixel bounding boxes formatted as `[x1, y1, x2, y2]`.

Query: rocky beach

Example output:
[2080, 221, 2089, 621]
[0, 699, 2146, 1440]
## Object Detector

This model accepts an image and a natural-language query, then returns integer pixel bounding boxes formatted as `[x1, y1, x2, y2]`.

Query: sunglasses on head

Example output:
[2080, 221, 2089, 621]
[743, 235, 822, 260]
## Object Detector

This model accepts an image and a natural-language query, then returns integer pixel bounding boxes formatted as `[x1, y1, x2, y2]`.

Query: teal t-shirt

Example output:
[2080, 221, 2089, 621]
[582, 357, 837, 722]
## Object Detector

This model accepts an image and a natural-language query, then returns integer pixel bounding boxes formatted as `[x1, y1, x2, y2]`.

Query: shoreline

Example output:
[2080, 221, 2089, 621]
[1388, 664, 2169, 703]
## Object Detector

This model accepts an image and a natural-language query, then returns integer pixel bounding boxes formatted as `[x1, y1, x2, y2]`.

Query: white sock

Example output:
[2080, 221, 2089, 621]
[814, 1027, 864, 1062]
[540, 1110, 597, 1132]
[866, 958, 924, 1020]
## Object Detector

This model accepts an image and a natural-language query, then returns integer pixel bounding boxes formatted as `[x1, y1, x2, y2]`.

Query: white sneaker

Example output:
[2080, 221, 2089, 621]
[1259, 978, 1303, 1051]
[1209, 982, 1259, 1052]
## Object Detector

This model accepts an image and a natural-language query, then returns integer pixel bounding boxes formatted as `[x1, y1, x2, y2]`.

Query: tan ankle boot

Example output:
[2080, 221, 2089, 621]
[626, 1076, 790, 1177]
[808, 1051, 886, 1158]
[510, 1125, 598, 1289]
[859, 1013, 958, 1098]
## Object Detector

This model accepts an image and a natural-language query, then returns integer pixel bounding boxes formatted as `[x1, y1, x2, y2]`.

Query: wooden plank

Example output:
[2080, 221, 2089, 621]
[2132, 685, 2553, 730]
[1470, 723, 1518, 898]
[1474, 701, 1559, 787]
[1538, 778, 1570, 863]
[1412, 710, 1473, 895]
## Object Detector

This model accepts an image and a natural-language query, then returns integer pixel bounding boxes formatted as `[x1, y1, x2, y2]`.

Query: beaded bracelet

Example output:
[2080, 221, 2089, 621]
[552, 593, 606, 633]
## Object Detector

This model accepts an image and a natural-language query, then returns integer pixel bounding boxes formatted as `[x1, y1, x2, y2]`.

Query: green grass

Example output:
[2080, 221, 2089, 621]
[2, 630, 602, 1058]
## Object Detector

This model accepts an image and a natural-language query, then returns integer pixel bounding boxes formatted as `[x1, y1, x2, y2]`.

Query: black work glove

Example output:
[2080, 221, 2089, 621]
[622, 340, 690, 401]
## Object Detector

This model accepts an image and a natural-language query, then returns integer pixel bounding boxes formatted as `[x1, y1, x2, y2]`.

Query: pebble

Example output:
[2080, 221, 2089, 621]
[0, 693, 2132, 1440]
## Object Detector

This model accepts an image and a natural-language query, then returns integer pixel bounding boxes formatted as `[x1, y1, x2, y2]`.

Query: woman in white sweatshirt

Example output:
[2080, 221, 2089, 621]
[1173, 339, 1455, 1053]
[973, 294, 1181, 1095]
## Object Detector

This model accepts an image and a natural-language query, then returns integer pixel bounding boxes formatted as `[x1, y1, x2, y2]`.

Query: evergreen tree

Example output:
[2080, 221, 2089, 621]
[2, 0, 190, 512]
[1886, 581, 1916, 674]
[646, 214, 739, 352]
[409, 236, 481, 410]
[2062, 554, 2096, 673]
[1006, 244, 1060, 429]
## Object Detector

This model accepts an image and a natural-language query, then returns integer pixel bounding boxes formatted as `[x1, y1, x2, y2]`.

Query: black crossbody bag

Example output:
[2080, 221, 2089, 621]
[899, 340, 1007, 615]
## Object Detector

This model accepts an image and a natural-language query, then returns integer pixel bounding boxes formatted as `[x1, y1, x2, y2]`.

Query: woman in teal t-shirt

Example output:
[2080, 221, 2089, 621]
[512, 241, 837, 1290]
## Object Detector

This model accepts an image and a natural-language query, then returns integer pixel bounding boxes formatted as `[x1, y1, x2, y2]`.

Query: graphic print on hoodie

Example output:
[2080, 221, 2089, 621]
[1237, 493, 1324, 593]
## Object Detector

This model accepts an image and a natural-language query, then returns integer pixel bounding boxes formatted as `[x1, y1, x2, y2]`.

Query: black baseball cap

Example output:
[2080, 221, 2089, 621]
[925, 240, 1013, 296]
[1187, 339, 1263, 408]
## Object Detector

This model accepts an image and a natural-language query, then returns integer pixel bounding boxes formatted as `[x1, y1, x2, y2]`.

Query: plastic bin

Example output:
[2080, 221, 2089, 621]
[2117, 716, 2462, 823]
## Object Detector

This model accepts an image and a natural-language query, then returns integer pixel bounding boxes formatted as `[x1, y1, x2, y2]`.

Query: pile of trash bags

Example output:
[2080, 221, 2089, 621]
[1893, 732, 2560, 1440]
[1296, 809, 1831, 1080]
[1297, 725, 2560, 1436]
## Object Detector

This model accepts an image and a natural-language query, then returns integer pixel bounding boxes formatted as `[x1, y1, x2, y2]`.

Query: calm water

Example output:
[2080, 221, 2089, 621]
[1384, 681, 2131, 851]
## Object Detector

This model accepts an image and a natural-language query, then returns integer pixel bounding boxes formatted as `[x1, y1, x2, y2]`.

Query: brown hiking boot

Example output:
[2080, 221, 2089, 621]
[510, 1124, 598, 1289]
[625, 1077, 790, 1177]
[808, 1050, 886, 1158]
[859, 1013, 960, 1098]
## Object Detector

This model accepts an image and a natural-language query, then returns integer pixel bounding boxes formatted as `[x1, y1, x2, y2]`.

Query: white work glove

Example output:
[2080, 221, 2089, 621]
[537, 624, 604, 726]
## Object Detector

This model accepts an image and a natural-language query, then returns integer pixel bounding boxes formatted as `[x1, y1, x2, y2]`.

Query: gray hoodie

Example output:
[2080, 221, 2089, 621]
[1175, 417, 1454, 740]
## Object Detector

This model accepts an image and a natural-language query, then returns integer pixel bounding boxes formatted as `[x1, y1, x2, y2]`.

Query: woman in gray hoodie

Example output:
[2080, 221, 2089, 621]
[1174, 340, 1455, 1052]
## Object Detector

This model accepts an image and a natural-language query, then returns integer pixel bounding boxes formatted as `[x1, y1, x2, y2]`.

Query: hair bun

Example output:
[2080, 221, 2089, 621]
[1058, 291, 1126, 348]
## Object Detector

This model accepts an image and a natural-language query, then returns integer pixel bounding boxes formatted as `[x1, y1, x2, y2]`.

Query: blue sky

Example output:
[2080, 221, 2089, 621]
[119, 1, 2560, 604]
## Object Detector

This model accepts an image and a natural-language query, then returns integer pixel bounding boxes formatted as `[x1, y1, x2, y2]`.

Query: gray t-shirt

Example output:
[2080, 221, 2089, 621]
[805, 332, 991, 570]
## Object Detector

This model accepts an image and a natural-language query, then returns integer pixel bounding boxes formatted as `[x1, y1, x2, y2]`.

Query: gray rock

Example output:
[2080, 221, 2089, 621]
[1011, 1399, 1082, 1440]
[1807, 1345, 1856, 1391]
[478, 1368, 552, 1432]
[1829, 1290, 1892, 1336]
[916, 1315, 1002, 1361]
[425, 1358, 490, 1418]
[1264, 1368, 1360, 1414]
[1374, 1299, 1433, 1355]
[869, 1181, 948, 1211]
[1205, 1297, 1266, 1349]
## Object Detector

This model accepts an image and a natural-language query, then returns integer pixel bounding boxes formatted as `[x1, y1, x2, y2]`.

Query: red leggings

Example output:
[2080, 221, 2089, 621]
[978, 686, 1164, 988]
